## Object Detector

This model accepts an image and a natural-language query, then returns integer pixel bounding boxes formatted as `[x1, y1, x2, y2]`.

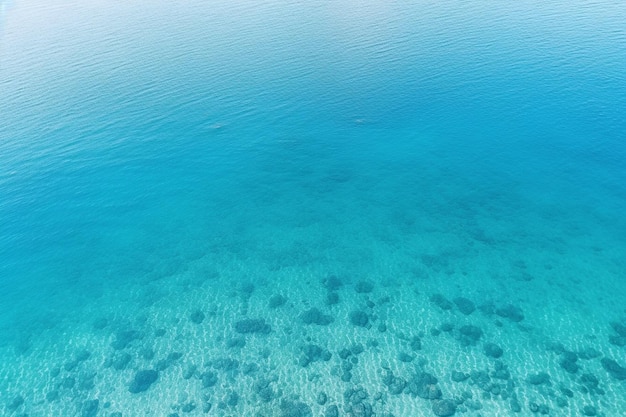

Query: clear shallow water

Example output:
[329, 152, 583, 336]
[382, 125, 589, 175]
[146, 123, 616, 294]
[1, 0, 626, 416]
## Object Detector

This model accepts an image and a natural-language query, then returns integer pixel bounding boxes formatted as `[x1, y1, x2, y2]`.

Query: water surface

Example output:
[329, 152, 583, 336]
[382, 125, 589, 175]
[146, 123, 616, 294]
[1, 0, 626, 415]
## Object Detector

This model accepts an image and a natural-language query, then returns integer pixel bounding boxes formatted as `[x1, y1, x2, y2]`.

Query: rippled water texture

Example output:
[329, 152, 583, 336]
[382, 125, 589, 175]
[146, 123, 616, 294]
[1, 0, 625, 416]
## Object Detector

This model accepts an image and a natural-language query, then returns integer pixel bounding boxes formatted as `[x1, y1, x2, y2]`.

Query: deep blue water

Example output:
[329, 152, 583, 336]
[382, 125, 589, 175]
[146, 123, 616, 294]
[1, 0, 625, 351]
[1, 0, 626, 415]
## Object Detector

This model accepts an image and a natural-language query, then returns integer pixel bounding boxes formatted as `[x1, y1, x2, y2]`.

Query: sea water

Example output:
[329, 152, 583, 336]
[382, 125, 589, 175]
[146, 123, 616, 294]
[1, 0, 625, 416]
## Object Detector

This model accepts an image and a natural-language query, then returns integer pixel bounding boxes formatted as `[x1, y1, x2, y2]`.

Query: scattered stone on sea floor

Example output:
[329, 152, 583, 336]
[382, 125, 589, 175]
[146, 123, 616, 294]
[78, 371, 96, 391]
[577, 347, 601, 360]
[322, 275, 344, 291]
[526, 372, 551, 386]
[64, 360, 80, 372]
[181, 401, 196, 413]
[279, 399, 312, 417]
[76, 349, 91, 362]
[154, 351, 182, 371]
[582, 405, 598, 416]
[510, 398, 522, 413]
[325, 404, 339, 417]
[140, 347, 155, 360]
[579, 372, 604, 395]
[601, 357, 626, 380]
[470, 370, 491, 391]
[397, 352, 414, 363]
[241, 282, 255, 295]
[269, 294, 287, 308]
[253, 377, 277, 403]
[349, 310, 370, 327]
[299, 344, 332, 367]
[441, 322, 454, 333]
[202, 399, 212, 413]
[182, 363, 197, 379]
[478, 301, 495, 316]
[457, 325, 483, 346]
[355, 281, 374, 293]
[339, 348, 352, 360]
[351, 344, 364, 355]
[129, 369, 159, 393]
[406, 371, 441, 399]
[62, 376, 76, 389]
[234, 318, 271, 334]
[226, 337, 246, 349]
[528, 402, 549, 414]
[430, 294, 453, 310]
[608, 335, 626, 347]
[110, 352, 132, 370]
[410, 335, 422, 350]
[465, 399, 483, 411]
[556, 396, 568, 407]
[46, 390, 59, 402]
[491, 361, 511, 380]
[8, 395, 24, 411]
[451, 371, 470, 382]
[213, 357, 240, 374]
[190, 309, 205, 324]
[559, 352, 579, 374]
[201, 371, 218, 388]
[300, 308, 334, 326]
[610, 320, 626, 337]
[432, 399, 457, 416]
[111, 329, 143, 350]
[80, 399, 99, 417]
[453, 297, 476, 315]
[326, 292, 340, 305]
[484, 342, 503, 359]
[382, 369, 407, 395]
[224, 390, 239, 407]
[495, 304, 524, 322]
[341, 370, 353, 382]
[242, 362, 259, 375]
[560, 386, 574, 397]
[344, 387, 373, 417]
[93, 317, 109, 330]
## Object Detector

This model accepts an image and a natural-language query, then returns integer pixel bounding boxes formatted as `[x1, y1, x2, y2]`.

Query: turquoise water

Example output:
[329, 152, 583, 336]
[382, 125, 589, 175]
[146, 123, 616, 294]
[1, 0, 626, 416]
